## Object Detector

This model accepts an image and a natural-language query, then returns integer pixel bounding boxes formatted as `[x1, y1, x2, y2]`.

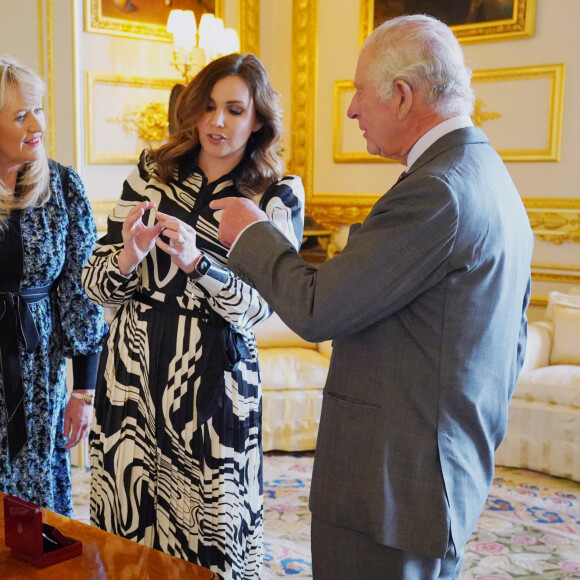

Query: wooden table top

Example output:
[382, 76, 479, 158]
[0, 492, 217, 579]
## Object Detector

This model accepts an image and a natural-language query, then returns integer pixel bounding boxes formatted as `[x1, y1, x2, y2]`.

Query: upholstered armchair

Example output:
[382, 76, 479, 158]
[254, 312, 331, 452]
[495, 288, 580, 480]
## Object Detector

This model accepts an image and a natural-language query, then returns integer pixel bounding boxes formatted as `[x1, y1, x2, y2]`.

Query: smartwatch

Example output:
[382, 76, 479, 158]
[187, 254, 211, 281]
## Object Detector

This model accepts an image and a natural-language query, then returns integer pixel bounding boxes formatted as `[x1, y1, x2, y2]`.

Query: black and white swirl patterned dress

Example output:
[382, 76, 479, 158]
[82, 150, 304, 579]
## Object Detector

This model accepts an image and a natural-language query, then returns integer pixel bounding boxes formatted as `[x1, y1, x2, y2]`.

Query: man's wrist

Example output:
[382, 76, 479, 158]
[230, 221, 263, 251]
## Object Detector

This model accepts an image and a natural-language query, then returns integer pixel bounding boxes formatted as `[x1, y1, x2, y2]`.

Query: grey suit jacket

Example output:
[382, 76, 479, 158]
[228, 127, 533, 558]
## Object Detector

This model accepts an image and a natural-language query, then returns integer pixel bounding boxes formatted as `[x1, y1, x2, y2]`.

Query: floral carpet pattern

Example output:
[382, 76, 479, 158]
[260, 453, 580, 579]
[74, 454, 580, 578]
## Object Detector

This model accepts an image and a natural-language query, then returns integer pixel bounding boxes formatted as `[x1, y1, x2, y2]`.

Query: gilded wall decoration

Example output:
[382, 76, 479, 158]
[85, 72, 177, 164]
[525, 198, 580, 245]
[472, 64, 566, 162]
[288, 0, 318, 195]
[239, 0, 260, 55]
[360, 0, 535, 45]
[331, 64, 565, 164]
[107, 101, 170, 148]
[85, 0, 223, 41]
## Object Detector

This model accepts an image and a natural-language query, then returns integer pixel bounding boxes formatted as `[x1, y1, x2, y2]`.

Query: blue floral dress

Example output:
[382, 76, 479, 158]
[0, 161, 107, 517]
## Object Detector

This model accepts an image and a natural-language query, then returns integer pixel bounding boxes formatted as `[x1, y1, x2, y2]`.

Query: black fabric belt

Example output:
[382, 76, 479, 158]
[0, 283, 53, 462]
[132, 291, 249, 425]
[133, 291, 218, 322]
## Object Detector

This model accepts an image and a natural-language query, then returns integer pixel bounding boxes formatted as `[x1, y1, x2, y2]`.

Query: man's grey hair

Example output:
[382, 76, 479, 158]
[362, 14, 475, 117]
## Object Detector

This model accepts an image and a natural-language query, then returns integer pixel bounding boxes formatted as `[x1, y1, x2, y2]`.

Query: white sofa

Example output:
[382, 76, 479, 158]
[495, 289, 580, 480]
[254, 312, 331, 451]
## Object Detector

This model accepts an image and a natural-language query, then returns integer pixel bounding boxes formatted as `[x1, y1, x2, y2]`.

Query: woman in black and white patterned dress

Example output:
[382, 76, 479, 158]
[82, 53, 304, 579]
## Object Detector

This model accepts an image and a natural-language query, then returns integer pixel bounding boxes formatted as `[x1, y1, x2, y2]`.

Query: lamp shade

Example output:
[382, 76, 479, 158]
[199, 14, 227, 56]
[197, 13, 216, 51]
[221, 28, 240, 55]
[167, 10, 197, 51]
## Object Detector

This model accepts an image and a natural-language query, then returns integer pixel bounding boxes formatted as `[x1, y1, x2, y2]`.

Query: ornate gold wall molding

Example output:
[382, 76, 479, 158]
[333, 64, 566, 164]
[85, 72, 178, 165]
[529, 295, 547, 308]
[37, 0, 57, 158]
[46, 0, 56, 158]
[85, 0, 226, 41]
[530, 265, 580, 307]
[472, 64, 566, 162]
[531, 266, 580, 284]
[239, 0, 260, 56]
[289, 0, 318, 197]
[306, 195, 580, 246]
[525, 198, 580, 244]
[306, 194, 376, 229]
[359, 0, 535, 46]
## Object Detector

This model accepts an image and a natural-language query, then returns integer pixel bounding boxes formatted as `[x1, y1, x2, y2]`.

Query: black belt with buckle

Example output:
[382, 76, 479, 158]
[0, 283, 53, 462]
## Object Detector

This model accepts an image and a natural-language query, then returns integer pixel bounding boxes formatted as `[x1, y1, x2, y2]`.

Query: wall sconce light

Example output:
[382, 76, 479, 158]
[167, 10, 240, 83]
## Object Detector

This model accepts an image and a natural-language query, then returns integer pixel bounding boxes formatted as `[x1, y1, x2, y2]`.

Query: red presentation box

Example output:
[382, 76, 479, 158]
[3, 494, 82, 568]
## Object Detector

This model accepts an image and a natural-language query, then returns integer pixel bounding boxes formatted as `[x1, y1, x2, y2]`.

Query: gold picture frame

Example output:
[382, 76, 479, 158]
[472, 64, 566, 162]
[332, 64, 566, 164]
[359, 0, 535, 45]
[85, 72, 178, 165]
[332, 80, 394, 164]
[85, 0, 225, 42]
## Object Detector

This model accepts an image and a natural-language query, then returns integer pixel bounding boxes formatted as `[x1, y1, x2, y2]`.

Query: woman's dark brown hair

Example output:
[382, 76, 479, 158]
[153, 53, 284, 197]
[167, 83, 185, 137]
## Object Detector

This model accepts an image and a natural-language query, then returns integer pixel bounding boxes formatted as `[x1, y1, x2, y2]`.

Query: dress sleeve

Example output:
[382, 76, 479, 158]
[81, 163, 145, 308]
[192, 175, 305, 331]
[55, 166, 108, 366]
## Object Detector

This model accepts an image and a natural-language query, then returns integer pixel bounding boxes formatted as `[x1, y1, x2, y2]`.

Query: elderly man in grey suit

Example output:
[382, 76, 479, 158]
[211, 14, 533, 580]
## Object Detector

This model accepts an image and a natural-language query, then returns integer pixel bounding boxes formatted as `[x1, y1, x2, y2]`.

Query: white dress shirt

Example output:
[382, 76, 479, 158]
[406, 115, 474, 171]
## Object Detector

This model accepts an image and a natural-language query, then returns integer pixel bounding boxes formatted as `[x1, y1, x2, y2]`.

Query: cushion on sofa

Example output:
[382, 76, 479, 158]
[259, 347, 329, 391]
[254, 313, 317, 349]
[513, 365, 580, 407]
[550, 305, 580, 365]
[521, 321, 552, 373]
[545, 290, 580, 321]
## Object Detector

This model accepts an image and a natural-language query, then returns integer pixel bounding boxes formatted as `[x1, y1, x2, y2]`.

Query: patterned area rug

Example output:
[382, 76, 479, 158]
[73, 455, 580, 578]
[263, 452, 314, 579]
[261, 453, 580, 579]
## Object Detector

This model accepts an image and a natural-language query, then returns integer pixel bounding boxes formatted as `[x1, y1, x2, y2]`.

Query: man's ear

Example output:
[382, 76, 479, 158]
[393, 79, 413, 121]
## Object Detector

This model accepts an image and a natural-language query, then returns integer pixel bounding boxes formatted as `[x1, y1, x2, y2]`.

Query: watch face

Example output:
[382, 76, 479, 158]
[197, 256, 211, 276]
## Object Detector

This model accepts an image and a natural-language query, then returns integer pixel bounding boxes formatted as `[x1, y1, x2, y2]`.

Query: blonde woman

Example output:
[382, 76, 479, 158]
[0, 54, 107, 516]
